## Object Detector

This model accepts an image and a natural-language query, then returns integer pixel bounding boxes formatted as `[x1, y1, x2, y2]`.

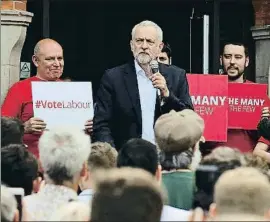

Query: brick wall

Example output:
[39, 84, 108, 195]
[1, 0, 27, 11]
[253, 0, 270, 26]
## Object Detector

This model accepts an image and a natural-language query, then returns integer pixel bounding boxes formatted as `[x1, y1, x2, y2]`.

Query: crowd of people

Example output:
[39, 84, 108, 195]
[1, 20, 270, 221]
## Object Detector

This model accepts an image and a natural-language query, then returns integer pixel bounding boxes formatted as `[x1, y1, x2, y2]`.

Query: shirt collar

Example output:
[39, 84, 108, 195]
[80, 188, 93, 196]
[134, 59, 145, 77]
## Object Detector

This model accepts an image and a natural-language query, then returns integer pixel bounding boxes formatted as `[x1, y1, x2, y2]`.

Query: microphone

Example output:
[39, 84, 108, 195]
[150, 60, 161, 98]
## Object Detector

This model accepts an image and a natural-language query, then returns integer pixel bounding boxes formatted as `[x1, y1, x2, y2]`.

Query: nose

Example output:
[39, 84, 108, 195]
[53, 58, 60, 66]
[142, 40, 148, 49]
[230, 57, 236, 64]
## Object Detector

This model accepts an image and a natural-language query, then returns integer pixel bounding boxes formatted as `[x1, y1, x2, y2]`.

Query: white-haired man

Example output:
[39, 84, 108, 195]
[93, 20, 193, 149]
[24, 127, 91, 221]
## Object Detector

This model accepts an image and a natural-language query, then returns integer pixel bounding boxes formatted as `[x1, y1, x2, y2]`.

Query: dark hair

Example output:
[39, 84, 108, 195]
[193, 151, 242, 210]
[221, 41, 249, 57]
[161, 42, 172, 58]
[257, 118, 270, 140]
[159, 149, 193, 171]
[117, 138, 158, 176]
[1, 117, 24, 147]
[1, 144, 38, 195]
[91, 169, 163, 222]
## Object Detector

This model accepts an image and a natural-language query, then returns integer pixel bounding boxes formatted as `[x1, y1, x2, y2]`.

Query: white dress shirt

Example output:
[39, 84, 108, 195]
[135, 60, 156, 145]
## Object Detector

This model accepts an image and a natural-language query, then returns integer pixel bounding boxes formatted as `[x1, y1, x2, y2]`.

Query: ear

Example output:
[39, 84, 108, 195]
[13, 209, 19, 222]
[209, 203, 217, 219]
[245, 56, 249, 68]
[32, 176, 42, 193]
[130, 40, 134, 53]
[159, 42, 164, 53]
[155, 164, 162, 183]
[32, 55, 39, 67]
[219, 56, 223, 66]
[80, 162, 88, 178]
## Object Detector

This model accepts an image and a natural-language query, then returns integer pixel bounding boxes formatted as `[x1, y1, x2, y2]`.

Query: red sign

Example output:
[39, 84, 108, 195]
[228, 82, 269, 130]
[187, 74, 228, 142]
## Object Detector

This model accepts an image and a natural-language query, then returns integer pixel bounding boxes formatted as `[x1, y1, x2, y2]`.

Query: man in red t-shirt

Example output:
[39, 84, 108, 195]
[253, 107, 270, 162]
[1, 39, 93, 158]
[200, 41, 269, 155]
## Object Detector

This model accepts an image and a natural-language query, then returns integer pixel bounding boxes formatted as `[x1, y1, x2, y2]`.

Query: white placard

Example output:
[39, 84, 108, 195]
[32, 82, 94, 130]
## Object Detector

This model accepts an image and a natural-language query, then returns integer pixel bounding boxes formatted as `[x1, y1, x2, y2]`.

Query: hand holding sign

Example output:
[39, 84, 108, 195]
[24, 117, 46, 133]
[262, 107, 270, 119]
[84, 119, 93, 134]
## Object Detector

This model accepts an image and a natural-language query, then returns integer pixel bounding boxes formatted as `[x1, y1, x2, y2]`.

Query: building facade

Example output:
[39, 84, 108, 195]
[1, 0, 269, 102]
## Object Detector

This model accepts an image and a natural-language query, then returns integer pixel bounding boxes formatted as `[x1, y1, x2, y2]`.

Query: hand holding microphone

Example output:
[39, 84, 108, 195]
[150, 60, 169, 98]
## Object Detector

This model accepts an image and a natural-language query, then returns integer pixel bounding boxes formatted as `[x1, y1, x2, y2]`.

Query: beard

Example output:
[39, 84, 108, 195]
[223, 66, 245, 81]
[136, 52, 152, 65]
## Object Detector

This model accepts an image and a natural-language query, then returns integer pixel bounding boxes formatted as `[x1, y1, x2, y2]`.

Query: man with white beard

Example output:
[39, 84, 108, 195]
[93, 20, 193, 149]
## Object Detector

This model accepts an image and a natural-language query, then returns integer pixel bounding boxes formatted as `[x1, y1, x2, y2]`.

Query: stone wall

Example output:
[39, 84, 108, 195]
[1, 0, 33, 103]
[251, 0, 270, 85]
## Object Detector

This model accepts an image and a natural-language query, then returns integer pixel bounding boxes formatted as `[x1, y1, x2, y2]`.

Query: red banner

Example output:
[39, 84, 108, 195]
[187, 74, 228, 142]
[228, 82, 269, 130]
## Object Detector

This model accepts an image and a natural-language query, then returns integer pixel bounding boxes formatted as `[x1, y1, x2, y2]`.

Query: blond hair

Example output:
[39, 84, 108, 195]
[202, 146, 246, 165]
[88, 142, 118, 171]
[214, 167, 270, 216]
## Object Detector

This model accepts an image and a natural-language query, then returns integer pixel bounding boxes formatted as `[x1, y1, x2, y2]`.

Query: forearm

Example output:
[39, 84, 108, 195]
[253, 142, 270, 163]
[92, 128, 115, 147]
[161, 91, 193, 113]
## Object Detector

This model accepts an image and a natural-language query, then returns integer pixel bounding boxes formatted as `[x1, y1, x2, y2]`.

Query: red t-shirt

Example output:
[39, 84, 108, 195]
[2, 76, 48, 158]
[201, 129, 257, 154]
[200, 80, 266, 155]
[258, 136, 270, 146]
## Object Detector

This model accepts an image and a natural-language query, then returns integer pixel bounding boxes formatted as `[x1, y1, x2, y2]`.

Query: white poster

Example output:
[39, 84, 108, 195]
[32, 82, 94, 130]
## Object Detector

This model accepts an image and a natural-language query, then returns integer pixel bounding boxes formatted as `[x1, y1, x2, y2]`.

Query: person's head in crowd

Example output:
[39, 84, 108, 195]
[38, 127, 91, 191]
[193, 147, 245, 211]
[61, 76, 72, 82]
[1, 144, 39, 195]
[117, 138, 161, 181]
[157, 42, 172, 65]
[91, 167, 164, 222]
[50, 202, 90, 221]
[257, 118, 270, 140]
[243, 153, 269, 174]
[220, 41, 249, 82]
[32, 38, 64, 81]
[1, 116, 24, 147]
[130, 20, 164, 66]
[154, 109, 205, 171]
[1, 185, 18, 222]
[210, 167, 270, 221]
[202, 146, 246, 165]
[79, 142, 118, 191]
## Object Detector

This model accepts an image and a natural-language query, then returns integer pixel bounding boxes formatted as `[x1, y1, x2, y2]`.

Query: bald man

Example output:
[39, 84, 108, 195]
[1, 39, 93, 158]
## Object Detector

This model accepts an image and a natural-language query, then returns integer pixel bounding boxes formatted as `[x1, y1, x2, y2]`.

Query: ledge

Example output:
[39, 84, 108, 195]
[1, 10, 33, 26]
[251, 25, 270, 40]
